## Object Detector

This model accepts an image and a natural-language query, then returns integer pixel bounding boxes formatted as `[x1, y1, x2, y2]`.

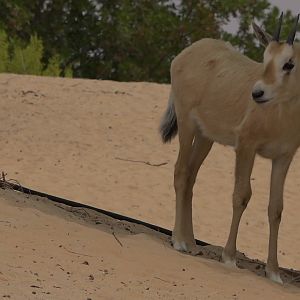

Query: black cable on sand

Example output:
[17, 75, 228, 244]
[4, 181, 209, 247]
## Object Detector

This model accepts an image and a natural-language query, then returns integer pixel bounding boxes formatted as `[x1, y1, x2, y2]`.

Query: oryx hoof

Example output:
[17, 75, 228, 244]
[266, 268, 283, 284]
[172, 235, 198, 255]
[221, 251, 237, 268]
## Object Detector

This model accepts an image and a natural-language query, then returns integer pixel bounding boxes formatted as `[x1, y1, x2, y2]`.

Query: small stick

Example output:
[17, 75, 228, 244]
[0, 172, 14, 190]
[288, 275, 300, 283]
[62, 246, 93, 257]
[115, 157, 167, 167]
[154, 276, 171, 283]
[71, 207, 91, 218]
[112, 231, 123, 247]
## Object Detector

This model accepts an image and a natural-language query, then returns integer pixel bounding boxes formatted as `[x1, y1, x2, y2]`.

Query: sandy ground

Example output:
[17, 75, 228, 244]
[0, 74, 300, 298]
[0, 188, 300, 299]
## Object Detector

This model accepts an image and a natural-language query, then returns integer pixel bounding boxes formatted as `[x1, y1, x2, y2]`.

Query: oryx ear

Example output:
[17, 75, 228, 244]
[252, 22, 273, 47]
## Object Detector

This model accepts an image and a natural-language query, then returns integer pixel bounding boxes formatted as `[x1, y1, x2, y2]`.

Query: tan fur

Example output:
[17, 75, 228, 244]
[168, 37, 300, 284]
[269, 42, 286, 55]
[263, 59, 276, 84]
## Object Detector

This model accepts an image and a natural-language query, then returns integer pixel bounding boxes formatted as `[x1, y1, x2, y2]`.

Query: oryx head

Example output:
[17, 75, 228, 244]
[252, 13, 300, 104]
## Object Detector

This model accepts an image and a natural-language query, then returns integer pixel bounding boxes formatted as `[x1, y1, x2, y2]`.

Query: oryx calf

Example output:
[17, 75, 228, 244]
[160, 13, 300, 284]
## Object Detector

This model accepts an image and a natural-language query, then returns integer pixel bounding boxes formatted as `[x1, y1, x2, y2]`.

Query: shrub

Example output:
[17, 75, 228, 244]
[0, 29, 72, 77]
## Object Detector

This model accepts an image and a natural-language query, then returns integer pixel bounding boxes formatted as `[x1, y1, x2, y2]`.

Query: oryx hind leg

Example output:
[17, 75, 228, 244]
[172, 121, 213, 254]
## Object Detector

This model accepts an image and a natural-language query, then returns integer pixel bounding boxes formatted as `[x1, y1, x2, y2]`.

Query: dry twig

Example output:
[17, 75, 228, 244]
[112, 231, 123, 247]
[0, 172, 12, 190]
[61, 245, 93, 257]
[154, 276, 171, 283]
[0, 171, 25, 193]
[115, 157, 167, 167]
[71, 207, 91, 218]
[0, 220, 10, 224]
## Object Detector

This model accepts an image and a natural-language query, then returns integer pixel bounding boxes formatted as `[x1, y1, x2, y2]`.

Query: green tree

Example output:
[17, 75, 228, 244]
[0, 0, 33, 40]
[0, 28, 71, 77]
[42, 54, 61, 77]
[1, 0, 220, 81]
[0, 0, 298, 82]
[0, 30, 9, 72]
[96, 0, 181, 81]
[214, 1, 298, 61]
[8, 35, 43, 74]
[0, 1, 72, 76]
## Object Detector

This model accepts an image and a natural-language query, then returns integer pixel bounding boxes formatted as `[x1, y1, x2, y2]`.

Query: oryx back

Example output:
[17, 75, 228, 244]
[170, 38, 261, 146]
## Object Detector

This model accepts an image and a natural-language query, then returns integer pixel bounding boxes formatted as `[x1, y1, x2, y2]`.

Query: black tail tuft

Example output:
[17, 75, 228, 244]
[159, 96, 178, 143]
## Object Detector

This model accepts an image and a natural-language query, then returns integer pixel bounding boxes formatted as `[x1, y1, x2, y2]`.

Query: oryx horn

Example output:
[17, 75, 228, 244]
[273, 12, 283, 41]
[287, 14, 299, 45]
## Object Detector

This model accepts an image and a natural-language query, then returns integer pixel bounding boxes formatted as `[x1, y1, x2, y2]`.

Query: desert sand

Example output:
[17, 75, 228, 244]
[0, 73, 300, 299]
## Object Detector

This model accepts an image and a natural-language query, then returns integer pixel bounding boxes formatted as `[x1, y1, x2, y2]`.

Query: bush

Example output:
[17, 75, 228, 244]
[42, 54, 61, 77]
[8, 35, 43, 75]
[0, 29, 72, 77]
[0, 30, 8, 72]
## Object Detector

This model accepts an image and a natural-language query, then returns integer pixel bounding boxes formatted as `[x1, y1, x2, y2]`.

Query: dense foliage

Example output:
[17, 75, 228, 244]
[0, 0, 298, 82]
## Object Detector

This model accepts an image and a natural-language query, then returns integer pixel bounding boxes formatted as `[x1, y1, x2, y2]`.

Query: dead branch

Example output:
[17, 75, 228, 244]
[112, 231, 123, 247]
[61, 245, 93, 257]
[0, 220, 11, 224]
[70, 207, 91, 218]
[154, 276, 171, 283]
[0, 172, 13, 190]
[115, 157, 167, 167]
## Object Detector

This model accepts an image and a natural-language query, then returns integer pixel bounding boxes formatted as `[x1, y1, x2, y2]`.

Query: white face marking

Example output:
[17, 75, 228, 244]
[252, 43, 295, 103]
[263, 50, 272, 65]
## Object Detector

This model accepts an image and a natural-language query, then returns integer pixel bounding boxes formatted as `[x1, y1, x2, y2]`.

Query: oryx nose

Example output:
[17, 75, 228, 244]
[252, 90, 264, 100]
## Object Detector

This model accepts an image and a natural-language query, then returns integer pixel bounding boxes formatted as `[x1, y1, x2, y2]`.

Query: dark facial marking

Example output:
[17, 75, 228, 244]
[283, 59, 294, 73]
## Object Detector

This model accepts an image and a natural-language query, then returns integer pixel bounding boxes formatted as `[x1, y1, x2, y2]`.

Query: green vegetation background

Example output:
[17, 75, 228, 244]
[0, 1, 298, 82]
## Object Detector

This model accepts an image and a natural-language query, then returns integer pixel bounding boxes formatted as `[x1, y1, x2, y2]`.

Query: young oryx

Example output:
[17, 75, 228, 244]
[160, 13, 300, 284]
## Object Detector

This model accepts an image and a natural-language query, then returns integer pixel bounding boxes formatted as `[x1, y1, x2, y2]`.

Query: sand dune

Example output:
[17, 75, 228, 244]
[0, 188, 299, 299]
[1, 74, 300, 298]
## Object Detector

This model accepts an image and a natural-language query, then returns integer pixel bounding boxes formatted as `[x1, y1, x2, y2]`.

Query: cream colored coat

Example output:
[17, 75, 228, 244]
[161, 35, 300, 284]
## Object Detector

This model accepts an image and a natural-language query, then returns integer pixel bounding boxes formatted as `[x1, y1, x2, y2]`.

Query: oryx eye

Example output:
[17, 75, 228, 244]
[283, 60, 294, 71]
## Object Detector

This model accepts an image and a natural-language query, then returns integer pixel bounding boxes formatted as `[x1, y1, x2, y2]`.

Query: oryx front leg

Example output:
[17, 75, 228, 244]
[266, 154, 293, 284]
[172, 123, 213, 254]
[222, 146, 255, 267]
